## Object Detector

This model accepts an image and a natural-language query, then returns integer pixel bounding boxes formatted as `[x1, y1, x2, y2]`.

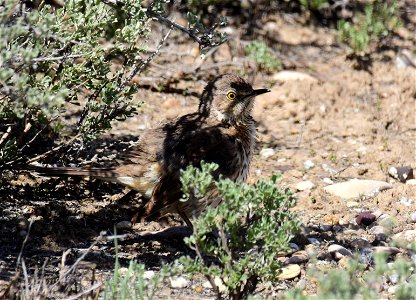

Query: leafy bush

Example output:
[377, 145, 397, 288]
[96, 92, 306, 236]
[176, 162, 300, 299]
[338, 0, 401, 54]
[0, 0, 151, 168]
[245, 41, 282, 73]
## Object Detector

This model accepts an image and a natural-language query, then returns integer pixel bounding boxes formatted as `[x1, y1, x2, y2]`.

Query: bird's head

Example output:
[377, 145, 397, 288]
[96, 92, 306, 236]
[199, 74, 270, 124]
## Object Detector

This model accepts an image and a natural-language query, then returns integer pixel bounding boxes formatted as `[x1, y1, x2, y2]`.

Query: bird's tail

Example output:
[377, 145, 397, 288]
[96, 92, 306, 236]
[27, 164, 118, 180]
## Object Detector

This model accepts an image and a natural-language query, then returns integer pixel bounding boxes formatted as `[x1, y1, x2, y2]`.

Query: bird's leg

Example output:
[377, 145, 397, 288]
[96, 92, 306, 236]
[177, 209, 194, 229]
[130, 194, 152, 224]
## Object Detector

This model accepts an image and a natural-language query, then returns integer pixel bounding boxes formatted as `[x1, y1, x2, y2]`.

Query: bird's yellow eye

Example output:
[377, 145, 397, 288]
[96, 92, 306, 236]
[227, 91, 237, 100]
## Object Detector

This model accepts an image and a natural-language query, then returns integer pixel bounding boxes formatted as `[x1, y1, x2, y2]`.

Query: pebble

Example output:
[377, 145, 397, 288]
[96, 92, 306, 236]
[322, 177, 333, 184]
[346, 201, 360, 208]
[117, 267, 129, 276]
[303, 160, 315, 170]
[272, 71, 318, 82]
[369, 226, 387, 242]
[170, 276, 189, 289]
[116, 220, 132, 231]
[372, 246, 401, 256]
[328, 244, 353, 260]
[143, 270, 155, 280]
[399, 197, 413, 207]
[278, 264, 301, 280]
[388, 166, 413, 183]
[356, 211, 376, 226]
[295, 180, 315, 191]
[285, 251, 309, 265]
[387, 285, 397, 294]
[203, 278, 226, 292]
[410, 212, 416, 223]
[406, 179, 416, 185]
[324, 179, 393, 199]
[289, 243, 301, 251]
[260, 148, 275, 158]
[307, 237, 320, 245]
[17, 217, 29, 230]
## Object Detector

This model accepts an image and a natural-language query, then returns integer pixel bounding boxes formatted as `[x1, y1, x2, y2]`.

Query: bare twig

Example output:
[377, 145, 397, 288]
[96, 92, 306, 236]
[32, 54, 85, 62]
[295, 120, 305, 148]
[65, 282, 103, 300]
[121, 27, 173, 88]
[147, 10, 203, 45]
[16, 220, 33, 269]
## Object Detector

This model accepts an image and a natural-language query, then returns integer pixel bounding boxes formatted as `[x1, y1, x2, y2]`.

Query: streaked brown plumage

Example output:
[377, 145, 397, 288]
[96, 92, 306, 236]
[31, 74, 270, 227]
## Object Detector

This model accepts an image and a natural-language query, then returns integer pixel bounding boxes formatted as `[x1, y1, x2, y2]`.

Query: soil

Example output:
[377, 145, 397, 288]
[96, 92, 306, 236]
[1, 6, 415, 300]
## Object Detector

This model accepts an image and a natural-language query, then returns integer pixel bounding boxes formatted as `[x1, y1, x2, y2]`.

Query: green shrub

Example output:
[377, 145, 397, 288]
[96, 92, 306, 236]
[176, 162, 300, 299]
[338, 0, 401, 54]
[0, 0, 151, 168]
[245, 41, 282, 73]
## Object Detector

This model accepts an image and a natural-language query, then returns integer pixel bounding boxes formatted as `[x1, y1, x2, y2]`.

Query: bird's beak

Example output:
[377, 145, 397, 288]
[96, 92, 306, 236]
[250, 88, 271, 97]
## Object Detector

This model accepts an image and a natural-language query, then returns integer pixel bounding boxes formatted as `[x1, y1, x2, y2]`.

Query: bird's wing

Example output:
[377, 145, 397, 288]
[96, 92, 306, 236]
[142, 124, 238, 218]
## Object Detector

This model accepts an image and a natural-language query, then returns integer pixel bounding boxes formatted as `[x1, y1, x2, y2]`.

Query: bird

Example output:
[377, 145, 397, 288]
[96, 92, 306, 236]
[30, 74, 270, 227]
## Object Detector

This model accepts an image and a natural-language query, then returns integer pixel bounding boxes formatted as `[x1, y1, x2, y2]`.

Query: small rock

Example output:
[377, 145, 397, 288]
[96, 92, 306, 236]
[143, 270, 155, 280]
[406, 179, 416, 185]
[203, 281, 213, 289]
[324, 179, 393, 199]
[278, 264, 301, 280]
[17, 217, 29, 230]
[388, 166, 414, 183]
[19, 230, 27, 237]
[170, 276, 189, 289]
[289, 243, 301, 251]
[346, 201, 360, 208]
[410, 212, 416, 223]
[387, 285, 397, 294]
[285, 251, 309, 265]
[372, 246, 401, 256]
[116, 220, 132, 231]
[369, 226, 387, 242]
[272, 71, 318, 82]
[307, 237, 320, 245]
[399, 197, 413, 207]
[356, 211, 376, 226]
[303, 160, 315, 170]
[388, 272, 399, 284]
[295, 180, 315, 191]
[322, 177, 333, 184]
[260, 148, 275, 158]
[214, 277, 227, 292]
[328, 244, 353, 260]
